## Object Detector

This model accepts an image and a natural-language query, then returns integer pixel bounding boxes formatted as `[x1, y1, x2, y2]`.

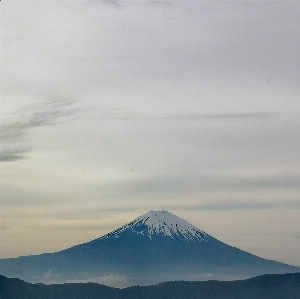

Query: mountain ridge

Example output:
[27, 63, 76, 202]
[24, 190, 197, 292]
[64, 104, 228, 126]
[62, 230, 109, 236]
[1, 273, 300, 299]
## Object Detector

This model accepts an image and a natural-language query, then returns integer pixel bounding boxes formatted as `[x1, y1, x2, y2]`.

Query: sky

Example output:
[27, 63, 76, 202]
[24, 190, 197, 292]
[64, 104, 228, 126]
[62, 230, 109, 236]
[1, 0, 300, 268]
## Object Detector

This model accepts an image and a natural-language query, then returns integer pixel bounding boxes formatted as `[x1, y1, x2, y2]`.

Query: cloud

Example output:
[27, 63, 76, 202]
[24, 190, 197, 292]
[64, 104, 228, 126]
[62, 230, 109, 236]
[42, 270, 63, 285]
[162, 112, 276, 121]
[65, 273, 225, 288]
[89, 109, 277, 121]
[66, 274, 133, 288]
[0, 97, 77, 162]
[0, 147, 31, 162]
[94, 171, 300, 199]
[198, 201, 300, 212]
[89, 0, 122, 7]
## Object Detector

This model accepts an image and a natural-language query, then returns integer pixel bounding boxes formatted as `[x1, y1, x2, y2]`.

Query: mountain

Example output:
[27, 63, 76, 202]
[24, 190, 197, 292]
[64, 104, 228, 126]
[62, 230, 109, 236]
[1, 273, 300, 299]
[0, 210, 299, 287]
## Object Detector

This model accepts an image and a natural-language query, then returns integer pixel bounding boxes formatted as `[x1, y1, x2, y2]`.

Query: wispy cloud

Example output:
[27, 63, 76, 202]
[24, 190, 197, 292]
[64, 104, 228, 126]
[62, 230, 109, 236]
[0, 97, 77, 162]
[90, 109, 277, 121]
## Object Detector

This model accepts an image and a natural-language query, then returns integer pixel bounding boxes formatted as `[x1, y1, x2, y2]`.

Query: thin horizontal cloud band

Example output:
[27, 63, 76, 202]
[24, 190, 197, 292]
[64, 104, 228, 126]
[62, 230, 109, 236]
[89, 111, 277, 121]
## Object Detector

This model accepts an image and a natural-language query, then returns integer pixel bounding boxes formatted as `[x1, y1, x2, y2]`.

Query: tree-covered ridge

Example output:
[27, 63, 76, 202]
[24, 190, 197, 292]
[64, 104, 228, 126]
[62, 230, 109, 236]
[1, 273, 300, 299]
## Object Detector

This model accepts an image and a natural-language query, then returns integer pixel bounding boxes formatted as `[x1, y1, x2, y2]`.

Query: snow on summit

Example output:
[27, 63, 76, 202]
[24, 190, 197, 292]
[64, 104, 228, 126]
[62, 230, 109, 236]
[104, 210, 209, 242]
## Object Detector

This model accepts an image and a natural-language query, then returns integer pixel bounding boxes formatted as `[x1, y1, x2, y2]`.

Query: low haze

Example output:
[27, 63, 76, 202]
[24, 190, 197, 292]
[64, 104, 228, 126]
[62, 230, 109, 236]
[1, 0, 300, 269]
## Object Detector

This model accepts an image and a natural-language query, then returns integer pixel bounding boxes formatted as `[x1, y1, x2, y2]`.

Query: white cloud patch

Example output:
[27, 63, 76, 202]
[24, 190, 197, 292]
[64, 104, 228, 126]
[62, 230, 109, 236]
[67, 274, 133, 288]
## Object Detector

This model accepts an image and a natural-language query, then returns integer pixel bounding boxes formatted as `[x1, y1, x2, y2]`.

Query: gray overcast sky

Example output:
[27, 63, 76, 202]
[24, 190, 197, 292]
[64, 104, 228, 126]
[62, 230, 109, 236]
[1, 0, 300, 268]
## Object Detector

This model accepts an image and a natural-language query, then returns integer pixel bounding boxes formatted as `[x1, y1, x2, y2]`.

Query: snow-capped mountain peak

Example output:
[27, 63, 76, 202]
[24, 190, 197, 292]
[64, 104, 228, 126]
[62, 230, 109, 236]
[104, 210, 209, 242]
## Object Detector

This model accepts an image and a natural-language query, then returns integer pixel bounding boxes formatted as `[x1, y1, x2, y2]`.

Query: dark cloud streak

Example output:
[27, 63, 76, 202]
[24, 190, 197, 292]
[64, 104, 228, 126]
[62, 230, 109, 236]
[0, 98, 77, 162]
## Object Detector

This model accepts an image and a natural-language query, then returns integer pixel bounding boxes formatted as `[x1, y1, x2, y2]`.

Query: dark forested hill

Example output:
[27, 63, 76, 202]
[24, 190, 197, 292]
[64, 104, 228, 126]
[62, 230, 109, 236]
[1, 273, 300, 299]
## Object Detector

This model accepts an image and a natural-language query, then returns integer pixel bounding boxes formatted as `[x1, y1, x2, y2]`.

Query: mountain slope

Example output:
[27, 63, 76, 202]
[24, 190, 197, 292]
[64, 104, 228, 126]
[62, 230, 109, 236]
[0, 210, 299, 286]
